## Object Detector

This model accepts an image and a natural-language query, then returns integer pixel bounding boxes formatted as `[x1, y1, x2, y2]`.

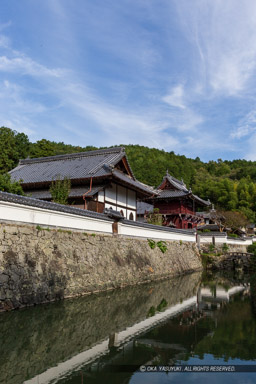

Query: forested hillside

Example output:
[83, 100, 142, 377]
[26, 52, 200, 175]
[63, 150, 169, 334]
[1, 126, 256, 222]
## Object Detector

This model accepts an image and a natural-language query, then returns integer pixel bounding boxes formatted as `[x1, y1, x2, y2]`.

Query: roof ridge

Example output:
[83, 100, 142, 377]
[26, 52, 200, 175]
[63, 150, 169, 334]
[169, 175, 184, 185]
[19, 147, 125, 165]
[166, 175, 188, 192]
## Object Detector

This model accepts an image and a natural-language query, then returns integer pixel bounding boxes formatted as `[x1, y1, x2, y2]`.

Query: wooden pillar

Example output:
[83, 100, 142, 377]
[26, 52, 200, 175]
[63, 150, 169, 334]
[112, 222, 118, 235]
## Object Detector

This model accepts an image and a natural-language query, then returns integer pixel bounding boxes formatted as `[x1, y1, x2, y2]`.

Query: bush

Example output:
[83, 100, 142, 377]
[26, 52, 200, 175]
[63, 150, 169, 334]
[248, 243, 256, 255]
[209, 244, 215, 252]
[157, 241, 167, 253]
[222, 243, 229, 253]
[147, 239, 156, 249]
[50, 176, 71, 205]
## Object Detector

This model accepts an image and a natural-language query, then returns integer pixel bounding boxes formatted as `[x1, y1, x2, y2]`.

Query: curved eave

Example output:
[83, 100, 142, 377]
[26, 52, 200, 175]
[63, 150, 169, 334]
[147, 192, 210, 206]
[112, 174, 154, 198]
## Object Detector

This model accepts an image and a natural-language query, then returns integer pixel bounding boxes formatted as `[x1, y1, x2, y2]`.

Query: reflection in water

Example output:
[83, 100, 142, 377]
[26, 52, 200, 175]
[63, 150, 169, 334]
[0, 271, 256, 384]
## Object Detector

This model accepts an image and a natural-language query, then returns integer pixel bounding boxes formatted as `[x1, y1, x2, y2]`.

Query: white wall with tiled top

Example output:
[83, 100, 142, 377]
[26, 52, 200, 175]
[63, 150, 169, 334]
[104, 183, 136, 220]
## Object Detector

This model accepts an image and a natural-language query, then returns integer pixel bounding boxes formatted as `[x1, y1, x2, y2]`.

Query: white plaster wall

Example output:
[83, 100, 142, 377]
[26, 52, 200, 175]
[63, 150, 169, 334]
[200, 236, 227, 244]
[118, 223, 196, 242]
[98, 190, 104, 203]
[105, 202, 116, 210]
[127, 190, 136, 209]
[200, 235, 253, 246]
[226, 238, 253, 246]
[105, 184, 116, 204]
[0, 201, 113, 234]
[2, 199, 253, 245]
[117, 185, 126, 206]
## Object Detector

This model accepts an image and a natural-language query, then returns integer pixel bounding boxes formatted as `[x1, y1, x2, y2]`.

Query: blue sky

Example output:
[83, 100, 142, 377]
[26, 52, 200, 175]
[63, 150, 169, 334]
[1, 0, 256, 161]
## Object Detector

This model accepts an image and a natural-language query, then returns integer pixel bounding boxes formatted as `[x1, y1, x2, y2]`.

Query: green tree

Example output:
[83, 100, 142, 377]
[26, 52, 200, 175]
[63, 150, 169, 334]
[0, 173, 24, 195]
[30, 139, 56, 158]
[50, 176, 71, 205]
[0, 127, 30, 173]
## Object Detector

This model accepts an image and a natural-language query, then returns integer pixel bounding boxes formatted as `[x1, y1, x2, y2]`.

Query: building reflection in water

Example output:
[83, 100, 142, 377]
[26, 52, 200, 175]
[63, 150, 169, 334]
[0, 271, 254, 384]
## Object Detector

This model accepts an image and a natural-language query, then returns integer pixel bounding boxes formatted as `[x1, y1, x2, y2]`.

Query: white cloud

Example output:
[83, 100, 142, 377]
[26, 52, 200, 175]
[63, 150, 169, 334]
[161, 84, 204, 134]
[0, 56, 66, 78]
[2, 0, 254, 161]
[57, 82, 180, 149]
[245, 132, 256, 160]
[231, 109, 256, 139]
[0, 35, 10, 48]
[162, 85, 186, 109]
[176, 0, 256, 96]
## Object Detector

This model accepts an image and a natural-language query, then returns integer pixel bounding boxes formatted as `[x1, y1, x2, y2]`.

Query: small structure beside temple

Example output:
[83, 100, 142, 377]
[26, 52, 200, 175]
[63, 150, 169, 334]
[146, 171, 211, 229]
[9, 147, 154, 221]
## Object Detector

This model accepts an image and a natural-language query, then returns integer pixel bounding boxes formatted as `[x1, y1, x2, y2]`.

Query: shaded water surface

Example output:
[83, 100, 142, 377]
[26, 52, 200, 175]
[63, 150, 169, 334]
[1, 271, 256, 384]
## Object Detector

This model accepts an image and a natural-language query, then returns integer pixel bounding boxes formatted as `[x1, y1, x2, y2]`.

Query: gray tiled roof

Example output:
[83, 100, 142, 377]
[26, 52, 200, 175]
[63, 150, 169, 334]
[112, 170, 155, 195]
[10, 147, 129, 184]
[153, 189, 210, 206]
[192, 194, 211, 206]
[199, 231, 227, 237]
[137, 201, 154, 215]
[10, 147, 154, 197]
[166, 175, 188, 192]
[158, 172, 188, 192]
[122, 219, 196, 235]
[0, 191, 113, 221]
[26, 185, 105, 200]
[155, 190, 188, 198]
[154, 171, 210, 206]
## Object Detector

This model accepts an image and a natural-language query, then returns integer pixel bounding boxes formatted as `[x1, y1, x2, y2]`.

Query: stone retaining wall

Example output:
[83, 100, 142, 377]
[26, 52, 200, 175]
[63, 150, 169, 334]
[0, 223, 202, 311]
[200, 242, 248, 254]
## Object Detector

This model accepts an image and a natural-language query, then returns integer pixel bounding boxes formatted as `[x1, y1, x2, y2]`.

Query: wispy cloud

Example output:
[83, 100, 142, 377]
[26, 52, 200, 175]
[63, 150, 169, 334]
[175, 0, 256, 96]
[231, 110, 256, 139]
[162, 85, 186, 109]
[2, 0, 256, 161]
[245, 132, 256, 160]
[0, 56, 66, 78]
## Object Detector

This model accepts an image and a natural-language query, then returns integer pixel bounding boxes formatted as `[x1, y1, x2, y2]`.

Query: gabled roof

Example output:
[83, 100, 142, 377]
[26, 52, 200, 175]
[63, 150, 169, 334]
[153, 171, 210, 207]
[158, 171, 188, 192]
[10, 147, 134, 185]
[9, 147, 155, 197]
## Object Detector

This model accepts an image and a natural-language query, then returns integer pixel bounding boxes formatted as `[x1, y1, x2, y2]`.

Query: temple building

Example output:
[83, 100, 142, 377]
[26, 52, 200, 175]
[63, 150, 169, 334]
[9, 147, 155, 221]
[146, 171, 210, 229]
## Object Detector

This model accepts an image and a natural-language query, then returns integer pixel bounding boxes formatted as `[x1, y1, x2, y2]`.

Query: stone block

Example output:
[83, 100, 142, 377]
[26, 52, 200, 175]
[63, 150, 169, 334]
[0, 273, 9, 284]
[19, 226, 33, 235]
[3, 226, 19, 235]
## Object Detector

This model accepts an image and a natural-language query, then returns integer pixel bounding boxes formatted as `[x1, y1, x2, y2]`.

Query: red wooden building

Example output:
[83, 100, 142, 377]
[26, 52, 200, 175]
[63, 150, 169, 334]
[148, 171, 210, 229]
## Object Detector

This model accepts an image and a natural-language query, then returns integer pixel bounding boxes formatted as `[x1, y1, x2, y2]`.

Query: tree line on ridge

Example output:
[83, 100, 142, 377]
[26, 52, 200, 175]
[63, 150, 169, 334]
[0, 126, 256, 224]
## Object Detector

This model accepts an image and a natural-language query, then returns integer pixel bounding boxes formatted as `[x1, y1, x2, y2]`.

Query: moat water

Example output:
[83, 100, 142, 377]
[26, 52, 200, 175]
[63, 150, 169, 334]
[1, 270, 256, 384]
